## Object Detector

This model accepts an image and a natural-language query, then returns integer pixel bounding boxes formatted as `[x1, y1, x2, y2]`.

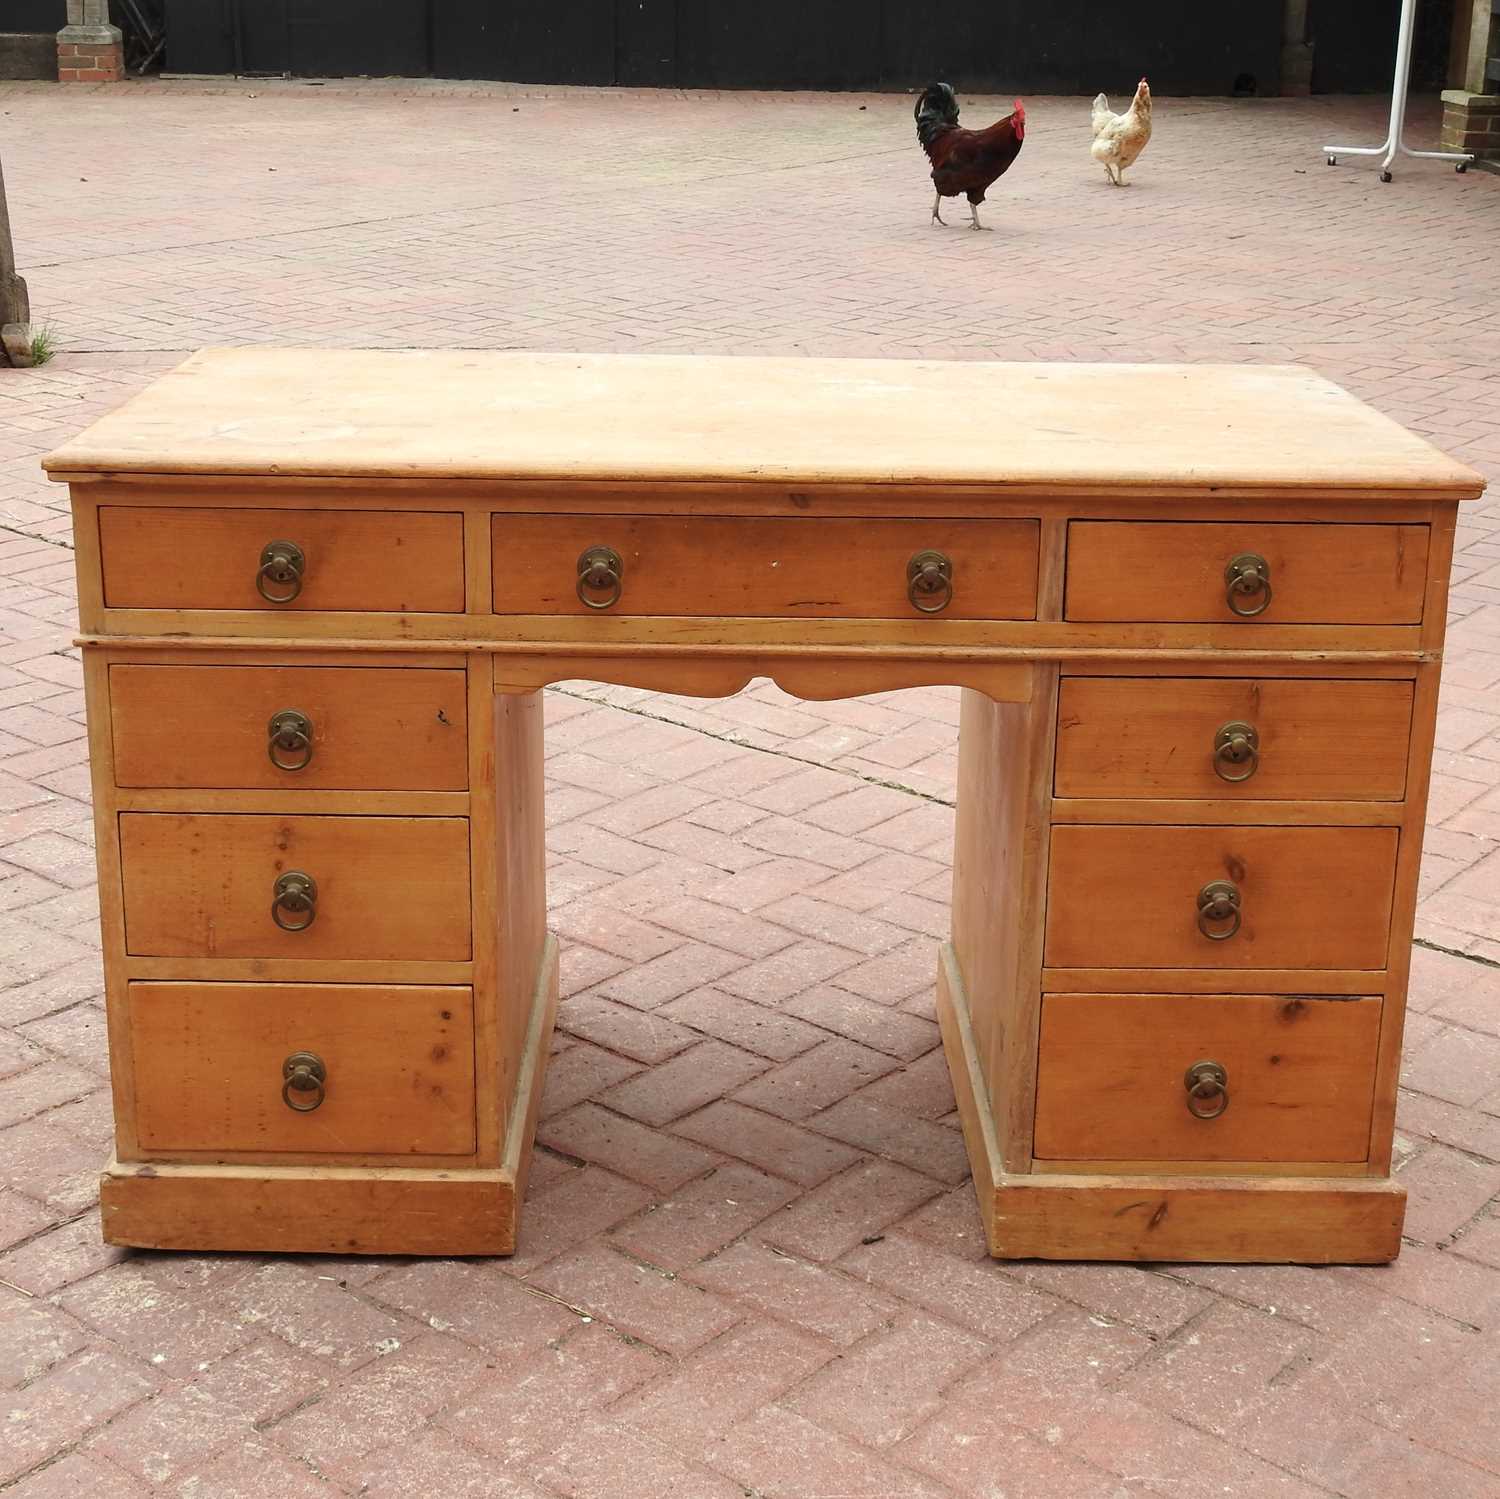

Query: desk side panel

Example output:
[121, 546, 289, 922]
[1368, 500, 1459, 1170]
[950, 674, 1057, 1172]
[489, 688, 549, 1166]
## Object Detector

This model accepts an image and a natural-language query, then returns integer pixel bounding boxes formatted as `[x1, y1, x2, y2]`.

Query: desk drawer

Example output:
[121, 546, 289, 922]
[1065, 522, 1427, 624]
[492, 515, 1039, 619]
[99, 507, 465, 612]
[1044, 825, 1397, 969]
[1034, 993, 1380, 1163]
[1054, 678, 1414, 800]
[110, 665, 469, 791]
[129, 982, 475, 1155]
[120, 813, 471, 961]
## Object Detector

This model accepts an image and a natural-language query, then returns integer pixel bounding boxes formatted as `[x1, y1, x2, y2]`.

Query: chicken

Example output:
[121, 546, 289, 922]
[914, 83, 1026, 231]
[1090, 78, 1152, 185]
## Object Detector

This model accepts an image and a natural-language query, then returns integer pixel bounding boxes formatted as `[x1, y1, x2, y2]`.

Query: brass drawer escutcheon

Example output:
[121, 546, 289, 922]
[1196, 879, 1242, 940]
[1224, 552, 1272, 617]
[576, 545, 624, 609]
[267, 708, 313, 772]
[906, 550, 953, 613]
[257, 539, 306, 603]
[1184, 1059, 1229, 1119]
[282, 1050, 327, 1112]
[1212, 720, 1260, 783]
[271, 870, 318, 931]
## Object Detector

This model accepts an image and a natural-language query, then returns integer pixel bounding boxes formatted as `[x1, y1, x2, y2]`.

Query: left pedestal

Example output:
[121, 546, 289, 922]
[83, 635, 557, 1257]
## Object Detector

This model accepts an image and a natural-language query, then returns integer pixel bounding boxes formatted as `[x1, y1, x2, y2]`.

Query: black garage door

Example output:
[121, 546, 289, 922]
[165, 0, 430, 77]
[160, 0, 1449, 95]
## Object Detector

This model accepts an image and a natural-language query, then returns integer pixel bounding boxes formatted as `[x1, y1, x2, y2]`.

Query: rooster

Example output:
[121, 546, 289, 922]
[1090, 79, 1152, 185]
[914, 83, 1026, 231]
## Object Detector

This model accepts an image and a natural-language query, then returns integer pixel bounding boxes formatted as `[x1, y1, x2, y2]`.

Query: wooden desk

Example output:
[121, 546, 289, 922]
[44, 351, 1486, 1263]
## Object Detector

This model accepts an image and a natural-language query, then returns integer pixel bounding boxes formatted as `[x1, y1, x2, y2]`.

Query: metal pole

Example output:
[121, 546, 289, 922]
[1322, 0, 1474, 179]
[1381, 0, 1420, 173]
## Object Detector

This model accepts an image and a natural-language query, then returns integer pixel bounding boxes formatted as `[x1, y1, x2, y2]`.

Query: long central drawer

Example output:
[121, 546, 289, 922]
[491, 515, 1040, 619]
[119, 813, 472, 961]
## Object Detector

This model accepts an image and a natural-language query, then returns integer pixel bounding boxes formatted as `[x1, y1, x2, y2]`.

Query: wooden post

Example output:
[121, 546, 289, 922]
[0, 154, 27, 328]
[0, 152, 32, 368]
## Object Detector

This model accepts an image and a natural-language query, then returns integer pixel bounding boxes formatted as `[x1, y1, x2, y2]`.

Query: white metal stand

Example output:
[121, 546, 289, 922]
[1323, 0, 1473, 181]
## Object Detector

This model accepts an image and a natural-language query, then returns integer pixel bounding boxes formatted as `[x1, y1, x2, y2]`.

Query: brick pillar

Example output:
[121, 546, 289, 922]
[1442, 90, 1500, 162]
[57, 0, 124, 83]
[1456, 0, 1497, 92]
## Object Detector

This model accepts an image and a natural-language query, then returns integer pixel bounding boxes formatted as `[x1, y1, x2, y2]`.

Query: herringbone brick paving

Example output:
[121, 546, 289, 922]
[2, 77, 1499, 1496]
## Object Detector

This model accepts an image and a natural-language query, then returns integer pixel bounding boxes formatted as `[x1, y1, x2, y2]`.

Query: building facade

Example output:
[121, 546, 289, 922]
[1, 0, 1496, 159]
[1443, 0, 1500, 159]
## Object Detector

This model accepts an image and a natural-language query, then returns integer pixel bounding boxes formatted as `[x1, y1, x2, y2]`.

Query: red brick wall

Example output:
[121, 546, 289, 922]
[58, 37, 123, 83]
[1441, 92, 1500, 161]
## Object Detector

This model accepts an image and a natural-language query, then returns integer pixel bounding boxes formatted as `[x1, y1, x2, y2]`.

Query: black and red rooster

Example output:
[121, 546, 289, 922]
[914, 83, 1026, 231]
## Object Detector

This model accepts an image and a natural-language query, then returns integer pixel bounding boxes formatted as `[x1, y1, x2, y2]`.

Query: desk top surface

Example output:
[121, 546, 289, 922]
[45, 349, 1484, 499]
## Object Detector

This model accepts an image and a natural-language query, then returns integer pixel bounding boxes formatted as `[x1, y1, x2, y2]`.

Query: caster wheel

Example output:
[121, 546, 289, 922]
[1326, 155, 1337, 166]
[1457, 161, 1468, 174]
[1380, 170, 1392, 183]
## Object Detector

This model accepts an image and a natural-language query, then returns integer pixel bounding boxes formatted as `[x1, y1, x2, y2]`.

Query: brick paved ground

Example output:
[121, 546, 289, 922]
[2, 78, 1500, 1498]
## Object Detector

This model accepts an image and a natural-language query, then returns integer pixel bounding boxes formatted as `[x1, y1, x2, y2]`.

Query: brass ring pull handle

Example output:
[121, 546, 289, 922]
[1196, 879, 1242, 940]
[907, 550, 954, 614]
[267, 709, 314, 772]
[1213, 721, 1260, 783]
[1184, 1059, 1229, 1120]
[271, 870, 318, 932]
[257, 540, 306, 603]
[1224, 553, 1272, 617]
[576, 546, 624, 609]
[282, 1050, 327, 1112]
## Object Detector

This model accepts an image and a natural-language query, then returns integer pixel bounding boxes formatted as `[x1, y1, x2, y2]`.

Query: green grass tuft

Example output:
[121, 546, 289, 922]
[27, 324, 56, 366]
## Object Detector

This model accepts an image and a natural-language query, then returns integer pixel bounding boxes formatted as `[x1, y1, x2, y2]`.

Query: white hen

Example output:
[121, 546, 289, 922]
[1091, 78, 1152, 185]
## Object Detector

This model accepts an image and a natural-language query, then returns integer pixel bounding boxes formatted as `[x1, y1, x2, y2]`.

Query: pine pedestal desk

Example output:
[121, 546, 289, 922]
[44, 351, 1485, 1264]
